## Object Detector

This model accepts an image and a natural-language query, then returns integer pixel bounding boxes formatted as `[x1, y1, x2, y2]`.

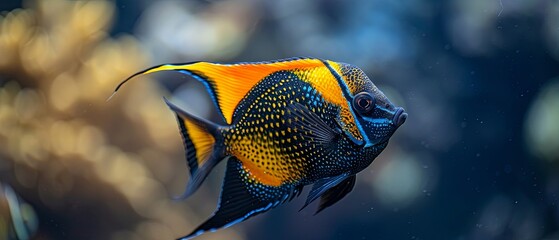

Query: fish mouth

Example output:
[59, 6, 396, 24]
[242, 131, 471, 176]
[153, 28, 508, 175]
[362, 107, 407, 149]
[392, 107, 407, 127]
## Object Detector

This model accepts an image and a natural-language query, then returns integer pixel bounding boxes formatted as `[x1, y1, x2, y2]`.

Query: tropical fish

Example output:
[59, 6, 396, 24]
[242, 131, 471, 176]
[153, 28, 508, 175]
[0, 183, 39, 240]
[112, 57, 407, 239]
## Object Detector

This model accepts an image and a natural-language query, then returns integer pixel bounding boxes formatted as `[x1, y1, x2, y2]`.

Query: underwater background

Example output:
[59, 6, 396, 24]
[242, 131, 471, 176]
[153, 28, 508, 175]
[0, 0, 558, 239]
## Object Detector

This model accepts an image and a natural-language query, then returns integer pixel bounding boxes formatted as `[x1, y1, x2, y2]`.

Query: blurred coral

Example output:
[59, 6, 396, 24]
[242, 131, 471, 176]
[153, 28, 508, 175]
[525, 79, 559, 163]
[0, 0, 244, 239]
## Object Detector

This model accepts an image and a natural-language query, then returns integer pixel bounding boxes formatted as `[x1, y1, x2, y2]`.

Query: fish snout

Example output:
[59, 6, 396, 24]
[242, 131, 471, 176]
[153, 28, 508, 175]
[392, 107, 407, 127]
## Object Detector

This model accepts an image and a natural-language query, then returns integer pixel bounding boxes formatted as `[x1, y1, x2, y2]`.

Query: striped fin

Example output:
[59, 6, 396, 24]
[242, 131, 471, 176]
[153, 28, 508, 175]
[111, 58, 327, 124]
[179, 157, 295, 240]
[164, 98, 226, 199]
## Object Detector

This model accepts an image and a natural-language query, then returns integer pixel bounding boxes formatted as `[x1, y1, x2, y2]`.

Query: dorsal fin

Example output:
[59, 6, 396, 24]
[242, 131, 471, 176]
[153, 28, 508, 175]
[110, 57, 365, 141]
[112, 58, 327, 124]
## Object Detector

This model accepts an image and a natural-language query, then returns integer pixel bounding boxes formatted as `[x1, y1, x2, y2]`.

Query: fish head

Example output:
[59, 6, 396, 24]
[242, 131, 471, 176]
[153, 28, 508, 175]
[335, 63, 407, 148]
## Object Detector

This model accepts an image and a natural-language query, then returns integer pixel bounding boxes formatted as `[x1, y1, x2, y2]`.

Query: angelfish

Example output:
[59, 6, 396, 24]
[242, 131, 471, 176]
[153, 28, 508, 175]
[112, 57, 407, 239]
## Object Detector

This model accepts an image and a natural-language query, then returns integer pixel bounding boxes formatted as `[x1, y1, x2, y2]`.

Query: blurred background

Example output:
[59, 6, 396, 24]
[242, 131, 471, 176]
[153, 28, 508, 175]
[0, 0, 558, 239]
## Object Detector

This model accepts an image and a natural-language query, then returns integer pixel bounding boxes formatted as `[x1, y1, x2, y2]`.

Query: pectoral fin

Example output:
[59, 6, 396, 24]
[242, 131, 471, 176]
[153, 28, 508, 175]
[285, 103, 341, 148]
[315, 175, 356, 214]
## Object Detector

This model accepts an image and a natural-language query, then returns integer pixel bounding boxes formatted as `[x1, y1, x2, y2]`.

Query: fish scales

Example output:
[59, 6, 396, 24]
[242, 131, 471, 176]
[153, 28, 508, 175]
[226, 70, 356, 186]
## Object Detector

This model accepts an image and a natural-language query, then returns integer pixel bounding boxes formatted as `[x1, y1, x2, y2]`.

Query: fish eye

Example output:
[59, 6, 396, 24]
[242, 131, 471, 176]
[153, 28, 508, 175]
[353, 92, 375, 114]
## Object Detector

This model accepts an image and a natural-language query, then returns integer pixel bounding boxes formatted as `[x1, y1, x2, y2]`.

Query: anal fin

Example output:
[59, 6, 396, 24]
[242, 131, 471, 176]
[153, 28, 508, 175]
[178, 157, 294, 240]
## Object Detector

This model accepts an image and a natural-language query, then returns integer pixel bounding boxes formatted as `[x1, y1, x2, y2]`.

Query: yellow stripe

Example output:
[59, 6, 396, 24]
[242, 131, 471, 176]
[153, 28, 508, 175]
[294, 61, 363, 141]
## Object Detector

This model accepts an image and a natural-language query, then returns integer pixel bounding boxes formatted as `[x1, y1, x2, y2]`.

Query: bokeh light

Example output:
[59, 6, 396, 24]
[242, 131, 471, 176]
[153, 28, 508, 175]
[525, 79, 559, 163]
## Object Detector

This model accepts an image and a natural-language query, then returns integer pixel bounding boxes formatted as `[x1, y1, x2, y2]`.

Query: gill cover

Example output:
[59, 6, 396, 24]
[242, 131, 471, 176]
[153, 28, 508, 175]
[321, 61, 372, 146]
[326, 61, 402, 147]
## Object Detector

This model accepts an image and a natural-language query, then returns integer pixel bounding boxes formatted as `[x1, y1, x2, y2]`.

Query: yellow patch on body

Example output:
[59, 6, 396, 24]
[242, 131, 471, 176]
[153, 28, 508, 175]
[228, 136, 306, 187]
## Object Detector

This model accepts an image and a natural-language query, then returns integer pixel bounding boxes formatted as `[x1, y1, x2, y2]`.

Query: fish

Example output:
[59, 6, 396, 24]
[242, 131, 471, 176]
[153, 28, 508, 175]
[0, 183, 39, 240]
[111, 57, 407, 239]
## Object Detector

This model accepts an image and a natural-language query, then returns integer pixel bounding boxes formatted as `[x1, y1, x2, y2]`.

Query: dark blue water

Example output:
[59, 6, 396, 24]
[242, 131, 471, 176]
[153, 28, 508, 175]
[1, 0, 558, 239]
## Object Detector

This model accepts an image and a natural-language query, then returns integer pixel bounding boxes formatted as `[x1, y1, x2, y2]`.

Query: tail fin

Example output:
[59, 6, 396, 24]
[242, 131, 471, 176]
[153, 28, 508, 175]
[164, 98, 226, 200]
